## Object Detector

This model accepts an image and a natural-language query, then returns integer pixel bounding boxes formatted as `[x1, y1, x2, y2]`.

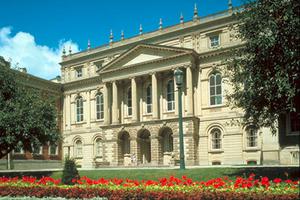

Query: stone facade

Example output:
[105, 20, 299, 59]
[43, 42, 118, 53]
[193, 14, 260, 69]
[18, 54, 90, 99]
[59, 8, 299, 168]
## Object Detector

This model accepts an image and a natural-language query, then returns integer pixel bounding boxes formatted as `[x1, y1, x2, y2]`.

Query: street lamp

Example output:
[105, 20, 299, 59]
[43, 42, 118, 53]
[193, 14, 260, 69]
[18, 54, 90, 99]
[174, 68, 185, 170]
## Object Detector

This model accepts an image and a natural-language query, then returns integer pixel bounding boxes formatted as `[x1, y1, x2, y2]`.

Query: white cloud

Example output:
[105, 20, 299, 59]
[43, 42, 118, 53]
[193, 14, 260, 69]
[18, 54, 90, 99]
[0, 27, 79, 80]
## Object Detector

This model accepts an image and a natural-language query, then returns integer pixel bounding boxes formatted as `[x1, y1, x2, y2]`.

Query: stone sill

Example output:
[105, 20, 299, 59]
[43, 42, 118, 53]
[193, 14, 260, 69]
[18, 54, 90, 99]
[202, 104, 227, 110]
[208, 150, 224, 153]
[243, 148, 260, 152]
[71, 121, 87, 125]
[143, 113, 153, 117]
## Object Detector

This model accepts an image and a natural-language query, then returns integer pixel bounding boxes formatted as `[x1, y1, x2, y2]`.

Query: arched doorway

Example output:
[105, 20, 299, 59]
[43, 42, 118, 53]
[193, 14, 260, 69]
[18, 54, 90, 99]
[118, 131, 130, 166]
[137, 129, 151, 164]
[159, 127, 174, 165]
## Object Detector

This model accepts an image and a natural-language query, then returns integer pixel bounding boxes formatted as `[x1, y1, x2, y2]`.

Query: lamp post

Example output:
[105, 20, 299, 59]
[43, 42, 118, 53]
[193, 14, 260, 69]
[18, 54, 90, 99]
[174, 68, 185, 170]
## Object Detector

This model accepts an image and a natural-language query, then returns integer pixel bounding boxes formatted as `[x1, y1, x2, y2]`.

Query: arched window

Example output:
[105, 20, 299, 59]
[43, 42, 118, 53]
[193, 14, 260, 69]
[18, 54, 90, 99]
[246, 126, 258, 147]
[94, 138, 102, 157]
[127, 87, 132, 116]
[74, 139, 83, 158]
[209, 73, 222, 105]
[211, 128, 222, 150]
[76, 96, 84, 122]
[146, 84, 152, 113]
[96, 93, 104, 120]
[167, 80, 175, 111]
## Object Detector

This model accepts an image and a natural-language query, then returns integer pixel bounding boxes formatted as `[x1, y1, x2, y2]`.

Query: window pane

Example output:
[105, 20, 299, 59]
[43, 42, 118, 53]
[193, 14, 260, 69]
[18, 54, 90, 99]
[209, 76, 215, 86]
[216, 86, 221, 95]
[210, 97, 215, 105]
[216, 74, 221, 85]
[216, 96, 222, 104]
[210, 86, 215, 95]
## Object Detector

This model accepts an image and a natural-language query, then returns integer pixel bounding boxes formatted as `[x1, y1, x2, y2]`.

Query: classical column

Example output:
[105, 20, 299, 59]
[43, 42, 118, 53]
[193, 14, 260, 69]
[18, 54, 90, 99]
[131, 77, 138, 122]
[112, 81, 119, 124]
[103, 83, 110, 125]
[86, 90, 91, 127]
[186, 66, 194, 116]
[151, 73, 159, 119]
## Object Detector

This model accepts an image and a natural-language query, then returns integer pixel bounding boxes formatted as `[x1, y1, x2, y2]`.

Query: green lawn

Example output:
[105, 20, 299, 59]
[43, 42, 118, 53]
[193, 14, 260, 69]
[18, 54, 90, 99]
[51, 167, 299, 181]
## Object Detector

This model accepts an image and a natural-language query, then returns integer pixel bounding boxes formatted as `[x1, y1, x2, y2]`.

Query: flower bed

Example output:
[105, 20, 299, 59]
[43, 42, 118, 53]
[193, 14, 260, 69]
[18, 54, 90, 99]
[0, 174, 299, 199]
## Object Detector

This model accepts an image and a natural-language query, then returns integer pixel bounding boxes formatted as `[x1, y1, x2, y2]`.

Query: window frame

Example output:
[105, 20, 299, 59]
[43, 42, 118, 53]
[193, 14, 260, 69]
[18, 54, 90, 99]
[127, 87, 132, 116]
[96, 92, 104, 120]
[76, 96, 84, 122]
[246, 127, 258, 148]
[94, 138, 103, 157]
[166, 79, 175, 111]
[32, 145, 42, 155]
[209, 35, 220, 48]
[74, 139, 83, 158]
[49, 144, 58, 156]
[146, 84, 152, 114]
[211, 128, 222, 150]
[209, 72, 222, 106]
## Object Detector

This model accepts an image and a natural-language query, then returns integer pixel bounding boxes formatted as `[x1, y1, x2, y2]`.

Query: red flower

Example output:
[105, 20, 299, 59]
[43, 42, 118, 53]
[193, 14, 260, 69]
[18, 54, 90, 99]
[273, 178, 282, 184]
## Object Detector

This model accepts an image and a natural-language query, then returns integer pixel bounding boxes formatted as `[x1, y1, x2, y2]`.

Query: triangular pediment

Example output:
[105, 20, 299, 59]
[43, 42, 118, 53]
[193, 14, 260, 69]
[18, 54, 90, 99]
[99, 44, 195, 73]
[123, 53, 163, 66]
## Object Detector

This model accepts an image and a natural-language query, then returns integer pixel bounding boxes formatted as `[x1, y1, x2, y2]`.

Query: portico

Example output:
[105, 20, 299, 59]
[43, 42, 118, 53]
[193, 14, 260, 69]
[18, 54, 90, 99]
[97, 44, 199, 166]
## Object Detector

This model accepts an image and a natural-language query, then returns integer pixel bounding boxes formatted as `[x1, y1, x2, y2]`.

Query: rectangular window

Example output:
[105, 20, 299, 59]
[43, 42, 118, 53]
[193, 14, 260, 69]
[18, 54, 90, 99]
[210, 35, 220, 48]
[75, 68, 82, 78]
[49, 144, 58, 155]
[33, 145, 42, 155]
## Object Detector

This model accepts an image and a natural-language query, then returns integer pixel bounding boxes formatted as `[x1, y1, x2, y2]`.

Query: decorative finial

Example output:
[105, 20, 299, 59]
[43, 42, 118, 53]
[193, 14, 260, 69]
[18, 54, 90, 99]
[228, 0, 233, 12]
[139, 24, 143, 35]
[69, 46, 72, 55]
[193, 3, 199, 21]
[121, 30, 124, 40]
[87, 39, 91, 50]
[109, 29, 113, 44]
[159, 18, 163, 30]
[62, 46, 66, 56]
[180, 12, 184, 24]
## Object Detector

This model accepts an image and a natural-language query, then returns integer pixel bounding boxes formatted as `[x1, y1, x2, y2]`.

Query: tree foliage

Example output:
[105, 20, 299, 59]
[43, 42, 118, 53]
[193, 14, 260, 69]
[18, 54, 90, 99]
[226, 0, 300, 132]
[0, 57, 60, 158]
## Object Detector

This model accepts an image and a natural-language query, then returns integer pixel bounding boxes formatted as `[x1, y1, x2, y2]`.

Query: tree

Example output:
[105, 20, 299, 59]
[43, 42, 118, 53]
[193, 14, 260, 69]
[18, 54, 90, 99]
[226, 0, 300, 132]
[0, 56, 60, 158]
[61, 157, 80, 185]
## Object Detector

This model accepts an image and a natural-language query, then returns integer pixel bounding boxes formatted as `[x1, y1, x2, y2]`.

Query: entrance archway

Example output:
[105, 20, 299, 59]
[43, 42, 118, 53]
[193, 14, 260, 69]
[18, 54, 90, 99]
[137, 129, 151, 164]
[117, 131, 130, 165]
[159, 127, 173, 165]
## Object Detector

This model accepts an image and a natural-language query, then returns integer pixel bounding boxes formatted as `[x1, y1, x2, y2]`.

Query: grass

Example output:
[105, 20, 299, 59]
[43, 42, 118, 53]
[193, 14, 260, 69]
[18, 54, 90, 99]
[51, 167, 299, 181]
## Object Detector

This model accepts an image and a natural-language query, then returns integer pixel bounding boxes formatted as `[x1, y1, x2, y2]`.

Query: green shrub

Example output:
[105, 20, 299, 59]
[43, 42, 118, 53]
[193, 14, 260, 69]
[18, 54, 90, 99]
[61, 157, 79, 185]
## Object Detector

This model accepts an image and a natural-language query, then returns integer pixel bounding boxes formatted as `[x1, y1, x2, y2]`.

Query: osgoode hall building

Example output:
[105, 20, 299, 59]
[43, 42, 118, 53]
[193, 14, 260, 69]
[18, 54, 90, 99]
[2, 2, 299, 169]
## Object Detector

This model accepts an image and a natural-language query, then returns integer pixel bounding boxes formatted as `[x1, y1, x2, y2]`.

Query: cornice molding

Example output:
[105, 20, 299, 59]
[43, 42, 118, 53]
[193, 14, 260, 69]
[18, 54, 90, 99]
[63, 76, 102, 91]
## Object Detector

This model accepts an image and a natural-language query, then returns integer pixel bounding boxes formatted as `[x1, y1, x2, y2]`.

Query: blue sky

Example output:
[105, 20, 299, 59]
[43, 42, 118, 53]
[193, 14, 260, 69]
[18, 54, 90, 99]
[0, 0, 243, 79]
